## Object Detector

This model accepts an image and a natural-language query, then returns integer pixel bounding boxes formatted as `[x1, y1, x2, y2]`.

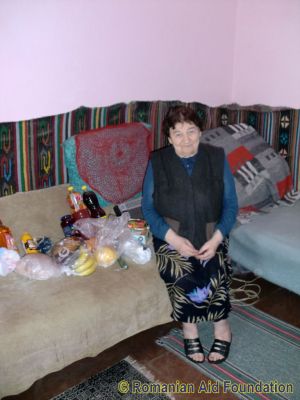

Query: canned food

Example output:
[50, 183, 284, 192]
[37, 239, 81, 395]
[128, 219, 149, 245]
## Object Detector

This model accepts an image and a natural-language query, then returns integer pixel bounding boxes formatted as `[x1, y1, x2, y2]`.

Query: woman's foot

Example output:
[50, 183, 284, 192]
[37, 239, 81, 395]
[182, 322, 205, 363]
[208, 318, 232, 363]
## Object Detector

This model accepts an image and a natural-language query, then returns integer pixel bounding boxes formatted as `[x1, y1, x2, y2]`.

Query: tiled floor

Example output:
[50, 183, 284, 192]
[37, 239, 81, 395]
[4, 276, 300, 400]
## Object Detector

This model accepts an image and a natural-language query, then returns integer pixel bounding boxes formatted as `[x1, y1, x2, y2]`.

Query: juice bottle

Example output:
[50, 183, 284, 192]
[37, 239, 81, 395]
[81, 185, 106, 218]
[21, 232, 38, 254]
[67, 186, 86, 212]
[0, 220, 18, 250]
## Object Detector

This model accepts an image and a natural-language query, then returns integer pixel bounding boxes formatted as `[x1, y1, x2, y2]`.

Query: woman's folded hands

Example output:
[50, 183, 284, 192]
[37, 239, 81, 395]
[165, 229, 223, 260]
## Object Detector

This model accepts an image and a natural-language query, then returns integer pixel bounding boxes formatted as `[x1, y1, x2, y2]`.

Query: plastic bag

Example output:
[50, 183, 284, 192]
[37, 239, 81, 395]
[118, 231, 151, 264]
[15, 253, 62, 280]
[74, 213, 152, 267]
[94, 213, 131, 267]
[0, 248, 20, 276]
[51, 236, 83, 266]
[73, 218, 104, 239]
[51, 237, 97, 276]
[74, 214, 126, 268]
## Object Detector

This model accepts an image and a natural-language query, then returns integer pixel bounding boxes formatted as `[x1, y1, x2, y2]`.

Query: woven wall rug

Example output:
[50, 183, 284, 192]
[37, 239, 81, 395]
[157, 305, 300, 400]
[51, 356, 174, 400]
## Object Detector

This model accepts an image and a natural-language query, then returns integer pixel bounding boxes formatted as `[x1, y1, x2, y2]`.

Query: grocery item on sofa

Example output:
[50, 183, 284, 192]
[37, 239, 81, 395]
[15, 253, 62, 280]
[0, 220, 18, 251]
[51, 236, 83, 265]
[128, 219, 149, 245]
[21, 232, 38, 254]
[36, 236, 53, 254]
[117, 230, 151, 264]
[67, 186, 86, 211]
[0, 248, 20, 276]
[60, 214, 76, 237]
[51, 237, 96, 276]
[82, 185, 106, 218]
[72, 208, 91, 222]
[71, 247, 97, 276]
[73, 218, 106, 239]
[74, 213, 152, 266]
[94, 245, 118, 268]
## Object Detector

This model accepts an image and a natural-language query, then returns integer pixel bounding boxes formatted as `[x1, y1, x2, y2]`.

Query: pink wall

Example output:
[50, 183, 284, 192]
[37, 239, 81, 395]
[232, 0, 300, 107]
[0, 0, 237, 122]
[1, 0, 299, 123]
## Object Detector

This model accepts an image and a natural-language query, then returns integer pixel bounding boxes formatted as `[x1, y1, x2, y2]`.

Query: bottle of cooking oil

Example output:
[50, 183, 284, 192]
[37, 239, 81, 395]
[21, 232, 38, 254]
[0, 219, 18, 251]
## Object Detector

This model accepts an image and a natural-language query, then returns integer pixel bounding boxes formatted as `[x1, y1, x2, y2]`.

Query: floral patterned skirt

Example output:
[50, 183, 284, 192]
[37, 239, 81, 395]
[153, 237, 232, 323]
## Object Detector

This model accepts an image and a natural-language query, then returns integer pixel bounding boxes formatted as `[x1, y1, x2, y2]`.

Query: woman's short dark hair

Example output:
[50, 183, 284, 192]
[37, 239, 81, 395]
[162, 105, 203, 137]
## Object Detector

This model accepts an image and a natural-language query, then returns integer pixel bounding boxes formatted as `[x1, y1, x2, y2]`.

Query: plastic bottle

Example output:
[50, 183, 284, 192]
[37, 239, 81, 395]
[81, 185, 106, 218]
[67, 186, 86, 212]
[21, 232, 38, 254]
[0, 220, 18, 251]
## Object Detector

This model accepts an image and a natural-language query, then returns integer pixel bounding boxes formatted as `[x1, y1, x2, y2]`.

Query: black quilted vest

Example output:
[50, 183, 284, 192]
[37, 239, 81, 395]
[151, 143, 224, 249]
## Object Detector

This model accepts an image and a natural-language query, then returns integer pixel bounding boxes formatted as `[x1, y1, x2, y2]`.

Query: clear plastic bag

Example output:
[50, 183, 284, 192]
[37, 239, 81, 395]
[74, 213, 152, 267]
[15, 253, 62, 280]
[0, 248, 20, 276]
[118, 230, 151, 264]
[73, 218, 104, 239]
[51, 236, 84, 267]
[51, 237, 97, 276]
[74, 214, 127, 267]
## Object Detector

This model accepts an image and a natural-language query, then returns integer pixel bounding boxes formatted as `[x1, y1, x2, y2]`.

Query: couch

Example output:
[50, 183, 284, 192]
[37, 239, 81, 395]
[0, 185, 172, 398]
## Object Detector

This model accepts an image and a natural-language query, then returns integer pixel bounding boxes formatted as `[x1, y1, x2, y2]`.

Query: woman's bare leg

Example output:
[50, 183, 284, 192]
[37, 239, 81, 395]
[182, 322, 204, 362]
[208, 318, 231, 362]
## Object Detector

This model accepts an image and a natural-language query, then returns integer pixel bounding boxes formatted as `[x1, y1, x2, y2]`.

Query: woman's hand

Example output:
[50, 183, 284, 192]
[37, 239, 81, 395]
[165, 229, 198, 258]
[196, 230, 223, 261]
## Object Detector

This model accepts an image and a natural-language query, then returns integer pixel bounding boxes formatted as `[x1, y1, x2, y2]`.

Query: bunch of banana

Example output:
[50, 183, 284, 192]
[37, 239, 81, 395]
[73, 249, 97, 276]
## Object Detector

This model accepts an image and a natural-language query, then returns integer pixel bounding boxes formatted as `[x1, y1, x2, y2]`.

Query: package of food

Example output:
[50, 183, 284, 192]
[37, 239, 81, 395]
[51, 237, 97, 277]
[15, 253, 62, 280]
[127, 219, 149, 245]
[0, 248, 20, 276]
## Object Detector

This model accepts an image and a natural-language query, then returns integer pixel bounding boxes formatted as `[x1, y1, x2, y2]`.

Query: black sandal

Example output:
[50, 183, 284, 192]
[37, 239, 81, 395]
[208, 338, 231, 364]
[183, 338, 205, 364]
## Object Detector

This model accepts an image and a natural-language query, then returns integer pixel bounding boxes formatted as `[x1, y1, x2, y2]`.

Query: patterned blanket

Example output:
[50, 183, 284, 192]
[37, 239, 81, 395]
[0, 101, 299, 197]
[202, 123, 292, 210]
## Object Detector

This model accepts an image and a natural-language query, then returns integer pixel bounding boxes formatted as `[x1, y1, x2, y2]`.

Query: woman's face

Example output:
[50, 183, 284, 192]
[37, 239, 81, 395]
[168, 121, 201, 158]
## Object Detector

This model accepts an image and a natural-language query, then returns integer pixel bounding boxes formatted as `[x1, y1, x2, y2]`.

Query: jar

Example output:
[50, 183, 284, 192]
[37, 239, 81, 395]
[60, 215, 75, 237]
[128, 219, 149, 245]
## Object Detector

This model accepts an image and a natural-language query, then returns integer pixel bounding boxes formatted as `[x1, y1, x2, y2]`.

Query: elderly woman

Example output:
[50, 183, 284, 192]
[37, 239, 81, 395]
[142, 105, 238, 364]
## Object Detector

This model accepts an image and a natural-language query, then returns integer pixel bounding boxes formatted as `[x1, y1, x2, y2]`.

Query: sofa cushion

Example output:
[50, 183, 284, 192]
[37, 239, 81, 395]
[0, 252, 172, 397]
[63, 122, 152, 207]
[202, 124, 292, 210]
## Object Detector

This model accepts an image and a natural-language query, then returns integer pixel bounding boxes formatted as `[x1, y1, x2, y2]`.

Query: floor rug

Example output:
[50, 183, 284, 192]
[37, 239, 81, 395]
[51, 356, 173, 400]
[157, 305, 300, 400]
